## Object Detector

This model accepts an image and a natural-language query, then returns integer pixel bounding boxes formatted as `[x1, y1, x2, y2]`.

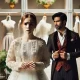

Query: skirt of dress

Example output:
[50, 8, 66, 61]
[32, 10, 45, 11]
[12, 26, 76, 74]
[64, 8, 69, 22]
[3, 33, 14, 51]
[44, 59, 52, 80]
[8, 69, 48, 80]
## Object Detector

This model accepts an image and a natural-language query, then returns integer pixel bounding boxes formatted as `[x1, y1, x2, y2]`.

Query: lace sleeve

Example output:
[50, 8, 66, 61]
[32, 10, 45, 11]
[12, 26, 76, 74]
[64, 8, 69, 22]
[35, 41, 50, 70]
[6, 40, 22, 71]
[42, 41, 50, 67]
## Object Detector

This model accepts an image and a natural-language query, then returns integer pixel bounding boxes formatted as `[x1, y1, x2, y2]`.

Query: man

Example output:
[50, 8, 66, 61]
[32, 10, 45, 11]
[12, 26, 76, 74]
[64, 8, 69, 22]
[47, 12, 80, 80]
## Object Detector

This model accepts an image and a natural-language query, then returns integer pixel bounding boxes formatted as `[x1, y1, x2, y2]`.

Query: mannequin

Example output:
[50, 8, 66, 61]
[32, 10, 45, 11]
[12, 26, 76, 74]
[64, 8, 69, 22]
[18, 19, 23, 37]
[73, 15, 80, 36]
[34, 15, 52, 80]
[34, 15, 52, 44]
[1, 14, 16, 51]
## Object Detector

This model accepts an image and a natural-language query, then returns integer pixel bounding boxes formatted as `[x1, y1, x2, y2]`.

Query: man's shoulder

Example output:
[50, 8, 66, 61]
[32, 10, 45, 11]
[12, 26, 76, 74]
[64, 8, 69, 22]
[68, 29, 79, 39]
[70, 30, 79, 36]
[49, 31, 57, 37]
[66, 28, 78, 35]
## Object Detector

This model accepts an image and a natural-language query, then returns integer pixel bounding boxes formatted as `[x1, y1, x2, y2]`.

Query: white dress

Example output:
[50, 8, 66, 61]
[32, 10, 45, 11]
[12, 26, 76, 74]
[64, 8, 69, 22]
[34, 16, 52, 44]
[73, 16, 80, 36]
[6, 37, 50, 80]
[1, 19, 16, 51]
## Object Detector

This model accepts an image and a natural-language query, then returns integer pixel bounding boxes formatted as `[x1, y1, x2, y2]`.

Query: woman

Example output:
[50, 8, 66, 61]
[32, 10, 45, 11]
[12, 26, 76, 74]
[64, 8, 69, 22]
[6, 12, 50, 80]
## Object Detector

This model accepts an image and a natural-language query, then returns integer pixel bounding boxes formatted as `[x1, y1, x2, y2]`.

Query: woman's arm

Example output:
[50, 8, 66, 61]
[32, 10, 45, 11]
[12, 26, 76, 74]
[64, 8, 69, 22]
[35, 41, 50, 70]
[6, 41, 22, 71]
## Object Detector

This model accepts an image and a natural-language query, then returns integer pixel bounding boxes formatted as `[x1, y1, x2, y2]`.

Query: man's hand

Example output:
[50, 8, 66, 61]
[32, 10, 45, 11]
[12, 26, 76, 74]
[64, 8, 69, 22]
[52, 50, 59, 59]
[59, 50, 67, 59]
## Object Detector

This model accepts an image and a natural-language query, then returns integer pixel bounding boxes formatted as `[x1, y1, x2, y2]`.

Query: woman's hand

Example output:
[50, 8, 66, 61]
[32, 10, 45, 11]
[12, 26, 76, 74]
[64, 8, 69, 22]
[19, 61, 36, 70]
[19, 62, 28, 70]
[27, 61, 36, 69]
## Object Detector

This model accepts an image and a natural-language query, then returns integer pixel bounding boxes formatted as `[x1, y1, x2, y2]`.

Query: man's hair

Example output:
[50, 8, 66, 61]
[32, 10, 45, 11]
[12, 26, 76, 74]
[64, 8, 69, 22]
[52, 12, 67, 22]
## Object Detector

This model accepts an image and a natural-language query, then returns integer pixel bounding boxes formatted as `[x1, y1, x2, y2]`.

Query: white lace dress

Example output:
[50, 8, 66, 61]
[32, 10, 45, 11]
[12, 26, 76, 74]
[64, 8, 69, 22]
[6, 37, 50, 80]
[1, 19, 16, 51]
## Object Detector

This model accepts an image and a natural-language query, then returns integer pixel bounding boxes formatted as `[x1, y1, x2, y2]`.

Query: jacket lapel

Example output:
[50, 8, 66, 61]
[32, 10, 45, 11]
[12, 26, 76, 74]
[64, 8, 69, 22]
[66, 28, 72, 51]
[53, 31, 58, 51]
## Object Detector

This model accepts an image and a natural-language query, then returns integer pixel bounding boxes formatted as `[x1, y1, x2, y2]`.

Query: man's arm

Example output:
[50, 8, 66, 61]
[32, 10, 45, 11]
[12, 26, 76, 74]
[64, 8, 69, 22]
[69, 33, 80, 58]
[47, 35, 53, 59]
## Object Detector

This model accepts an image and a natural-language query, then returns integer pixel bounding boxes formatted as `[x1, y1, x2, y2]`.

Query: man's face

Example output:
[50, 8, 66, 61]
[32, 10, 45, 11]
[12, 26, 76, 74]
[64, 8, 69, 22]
[53, 17, 64, 30]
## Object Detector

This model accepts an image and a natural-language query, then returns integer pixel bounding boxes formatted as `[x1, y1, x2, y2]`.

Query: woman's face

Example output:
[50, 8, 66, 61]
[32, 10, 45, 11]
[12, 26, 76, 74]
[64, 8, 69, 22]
[22, 17, 36, 33]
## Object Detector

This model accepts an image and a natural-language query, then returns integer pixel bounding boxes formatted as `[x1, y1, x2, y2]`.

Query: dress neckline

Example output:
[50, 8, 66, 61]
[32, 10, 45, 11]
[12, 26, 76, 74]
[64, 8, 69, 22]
[20, 37, 38, 43]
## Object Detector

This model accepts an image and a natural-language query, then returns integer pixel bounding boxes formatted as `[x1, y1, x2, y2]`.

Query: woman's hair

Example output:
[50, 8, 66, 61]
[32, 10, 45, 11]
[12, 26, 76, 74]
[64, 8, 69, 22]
[20, 12, 37, 27]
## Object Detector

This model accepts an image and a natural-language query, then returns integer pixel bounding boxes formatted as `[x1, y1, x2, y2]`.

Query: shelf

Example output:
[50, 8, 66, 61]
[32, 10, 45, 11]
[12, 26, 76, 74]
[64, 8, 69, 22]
[28, 0, 65, 9]
[26, 9, 67, 15]
[0, 9, 21, 16]
[0, 0, 21, 9]
[74, 9, 80, 13]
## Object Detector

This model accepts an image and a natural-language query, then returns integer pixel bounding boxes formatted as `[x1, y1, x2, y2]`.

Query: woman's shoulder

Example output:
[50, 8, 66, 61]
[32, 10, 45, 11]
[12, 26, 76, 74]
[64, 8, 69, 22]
[11, 37, 22, 45]
[34, 36, 46, 45]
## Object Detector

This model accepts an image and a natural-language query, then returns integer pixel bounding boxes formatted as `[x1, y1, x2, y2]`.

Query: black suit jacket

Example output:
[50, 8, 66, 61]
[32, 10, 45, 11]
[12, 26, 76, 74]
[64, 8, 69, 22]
[47, 28, 80, 80]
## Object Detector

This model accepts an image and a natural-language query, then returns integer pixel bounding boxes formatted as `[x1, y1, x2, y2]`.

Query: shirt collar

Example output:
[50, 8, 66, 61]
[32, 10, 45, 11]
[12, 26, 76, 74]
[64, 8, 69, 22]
[58, 29, 66, 37]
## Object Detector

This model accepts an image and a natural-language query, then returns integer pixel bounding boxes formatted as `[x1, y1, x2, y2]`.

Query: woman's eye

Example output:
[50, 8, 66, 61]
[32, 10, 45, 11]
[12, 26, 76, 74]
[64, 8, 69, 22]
[24, 22, 34, 26]
[24, 23, 27, 25]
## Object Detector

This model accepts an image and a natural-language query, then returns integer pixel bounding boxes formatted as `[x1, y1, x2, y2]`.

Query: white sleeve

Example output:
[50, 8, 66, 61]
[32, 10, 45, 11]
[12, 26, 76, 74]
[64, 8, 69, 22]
[6, 41, 22, 71]
[35, 41, 50, 70]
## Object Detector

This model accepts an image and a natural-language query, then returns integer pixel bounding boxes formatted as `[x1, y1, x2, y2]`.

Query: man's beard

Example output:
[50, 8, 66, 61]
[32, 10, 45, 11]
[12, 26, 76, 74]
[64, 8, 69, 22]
[55, 25, 62, 30]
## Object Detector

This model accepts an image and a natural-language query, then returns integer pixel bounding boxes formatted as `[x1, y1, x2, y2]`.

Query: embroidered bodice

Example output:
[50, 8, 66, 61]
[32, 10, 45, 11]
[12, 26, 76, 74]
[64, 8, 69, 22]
[6, 37, 50, 71]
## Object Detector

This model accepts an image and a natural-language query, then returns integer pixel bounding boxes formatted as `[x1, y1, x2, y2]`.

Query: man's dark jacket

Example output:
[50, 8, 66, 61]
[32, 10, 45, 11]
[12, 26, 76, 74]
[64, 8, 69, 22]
[47, 28, 80, 80]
